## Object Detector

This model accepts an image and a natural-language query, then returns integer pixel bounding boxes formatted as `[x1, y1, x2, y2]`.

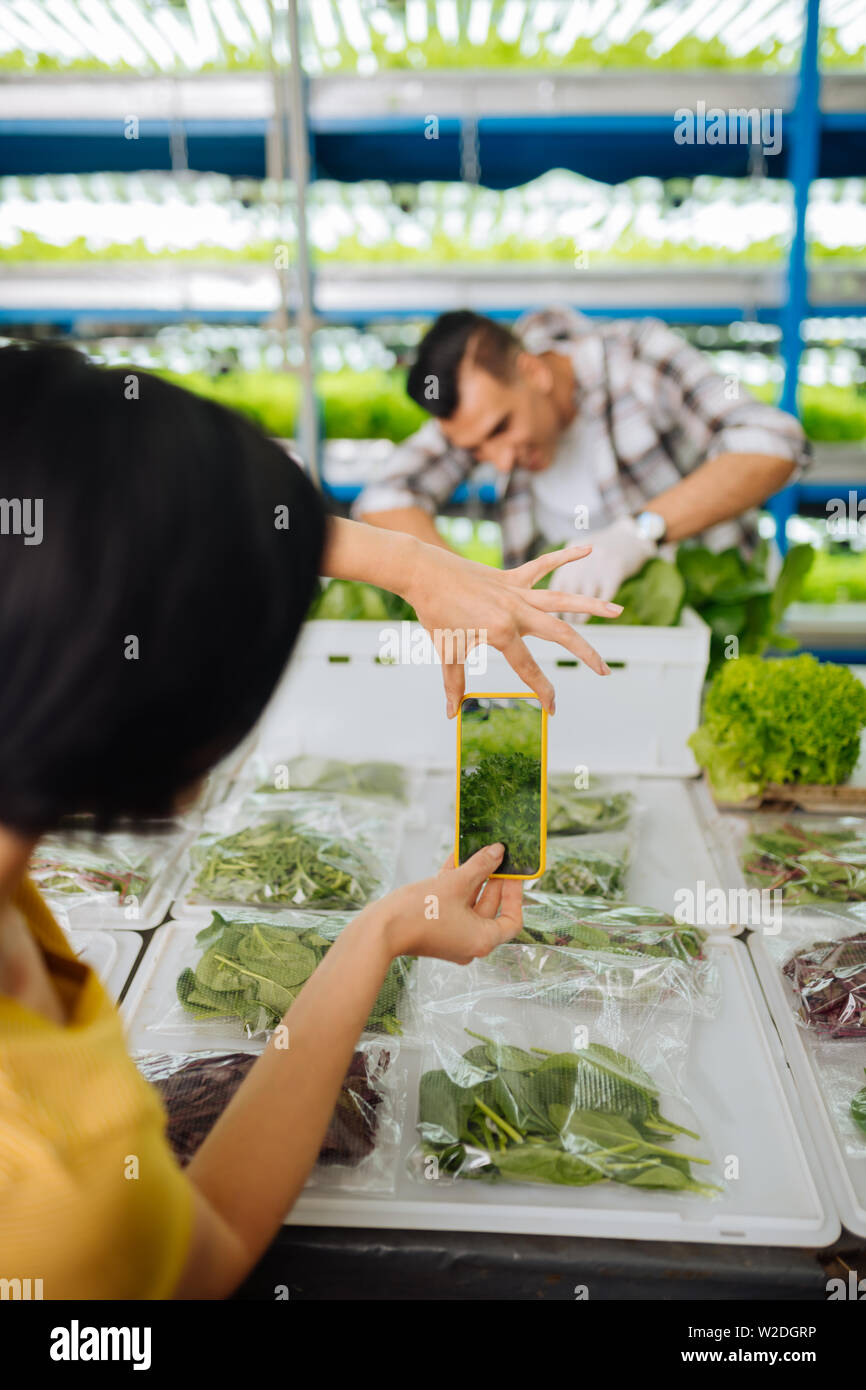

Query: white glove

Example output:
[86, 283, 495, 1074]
[552, 516, 658, 617]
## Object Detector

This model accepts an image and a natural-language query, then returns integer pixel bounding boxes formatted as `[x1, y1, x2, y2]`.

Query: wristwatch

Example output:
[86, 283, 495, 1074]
[633, 510, 667, 544]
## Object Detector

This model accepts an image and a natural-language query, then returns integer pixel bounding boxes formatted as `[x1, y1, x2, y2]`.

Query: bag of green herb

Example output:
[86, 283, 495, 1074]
[30, 822, 189, 929]
[135, 1037, 405, 1193]
[409, 977, 720, 1198]
[183, 792, 402, 912]
[530, 831, 632, 900]
[546, 775, 636, 836]
[151, 908, 416, 1041]
[739, 815, 866, 915]
[251, 753, 413, 804]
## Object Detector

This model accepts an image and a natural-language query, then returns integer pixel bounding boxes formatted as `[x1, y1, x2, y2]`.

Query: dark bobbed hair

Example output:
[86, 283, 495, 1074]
[0, 343, 327, 833]
[406, 310, 520, 419]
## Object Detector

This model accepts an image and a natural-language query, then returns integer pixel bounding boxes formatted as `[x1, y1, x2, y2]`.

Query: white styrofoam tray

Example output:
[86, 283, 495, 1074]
[748, 931, 866, 1239]
[258, 613, 709, 777]
[68, 928, 143, 1004]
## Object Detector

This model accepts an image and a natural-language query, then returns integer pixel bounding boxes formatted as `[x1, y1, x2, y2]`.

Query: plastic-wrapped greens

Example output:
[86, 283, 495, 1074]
[183, 793, 402, 912]
[254, 754, 411, 803]
[169, 909, 414, 1040]
[530, 833, 631, 900]
[517, 894, 707, 961]
[30, 822, 188, 928]
[135, 1040, 403, 1192]
[740, 816, 866, 909]
[409, 978, 720, 1197]
[546, 776, 635, 836]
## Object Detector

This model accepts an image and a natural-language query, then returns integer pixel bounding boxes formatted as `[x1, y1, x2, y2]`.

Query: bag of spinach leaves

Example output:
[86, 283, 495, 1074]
[185, 794, 401, 911]
[255, 754, 410, 803]
[411, 979, 719, 1196]
[414, 989, 717, 1195]
[173, 909, 414, 1039]
[530, 832, 631, 900]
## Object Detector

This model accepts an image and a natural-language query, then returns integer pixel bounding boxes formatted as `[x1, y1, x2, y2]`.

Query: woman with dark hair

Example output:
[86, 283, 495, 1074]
[0, 343, 617, 1298]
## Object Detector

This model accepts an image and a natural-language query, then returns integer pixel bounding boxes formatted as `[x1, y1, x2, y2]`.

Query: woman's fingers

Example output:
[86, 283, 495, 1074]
[494, 880, 524, 941]
[508, 545, 592, 589]
[475, 876, 503, 918]
[500, 637, 556, 712]
[525, 614, 611, 675]
[523, 590, 623, 619]
[456, 842, 505, 896]
[441, 658, 465, 720]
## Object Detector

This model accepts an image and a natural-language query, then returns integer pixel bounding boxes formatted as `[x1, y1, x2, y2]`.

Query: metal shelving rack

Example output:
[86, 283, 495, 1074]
[0, 0, 864, 557]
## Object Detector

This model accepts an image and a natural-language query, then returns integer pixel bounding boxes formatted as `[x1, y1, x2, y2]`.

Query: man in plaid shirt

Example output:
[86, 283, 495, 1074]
[353, 307, 808, 604]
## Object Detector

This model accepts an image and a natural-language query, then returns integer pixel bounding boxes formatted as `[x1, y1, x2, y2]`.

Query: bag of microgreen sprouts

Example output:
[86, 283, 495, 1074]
[737, 815, 866, 919]
[135, 1037, 406, 1193]
[30, 821, 190, 929]
[530, 831, 632, 901]
[148, 907, 416, 1042]
[180, 792, 402, 913]
[408, 974, 721, 1199]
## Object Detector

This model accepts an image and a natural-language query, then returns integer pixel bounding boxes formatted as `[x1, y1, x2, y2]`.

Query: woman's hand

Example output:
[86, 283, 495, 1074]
[405, 542, 622, 715]
[320, 520, 622, 716]
[375, 845, 524, 964]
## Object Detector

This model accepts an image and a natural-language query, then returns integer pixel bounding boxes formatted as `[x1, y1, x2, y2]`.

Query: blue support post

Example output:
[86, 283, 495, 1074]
[772, 0, 822, 553]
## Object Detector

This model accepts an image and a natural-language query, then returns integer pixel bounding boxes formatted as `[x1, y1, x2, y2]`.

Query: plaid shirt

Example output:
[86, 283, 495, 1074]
[353, 308, 810, 567]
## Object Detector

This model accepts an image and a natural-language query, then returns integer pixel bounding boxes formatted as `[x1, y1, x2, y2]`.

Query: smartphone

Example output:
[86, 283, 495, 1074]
[455, 693, 547, 880]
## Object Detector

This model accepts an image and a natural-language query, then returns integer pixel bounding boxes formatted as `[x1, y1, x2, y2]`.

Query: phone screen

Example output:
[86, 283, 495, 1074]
[456, 694, 547, 880]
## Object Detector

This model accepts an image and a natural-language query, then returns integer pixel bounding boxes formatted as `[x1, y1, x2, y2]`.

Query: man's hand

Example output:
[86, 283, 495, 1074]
[554, 516, 657, 616]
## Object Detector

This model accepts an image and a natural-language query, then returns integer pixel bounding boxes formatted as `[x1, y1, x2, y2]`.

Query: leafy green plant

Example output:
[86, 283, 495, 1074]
[677, 541, 814, 675]
[176, 912, 413, 1037]
[191, 817, 384, 909]
[689, 655, 866, 802]
[852, 1072, 866, 1136]
[744, 824, 866, 906]
[589, 556, 685, 626]
[417, 1032, 717, 1195]
[30, 837, 153, 901]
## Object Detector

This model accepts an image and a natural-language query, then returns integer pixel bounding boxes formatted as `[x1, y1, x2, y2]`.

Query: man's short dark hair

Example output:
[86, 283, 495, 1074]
[406, 311, 520, 419]
[0, 342, 327, 832]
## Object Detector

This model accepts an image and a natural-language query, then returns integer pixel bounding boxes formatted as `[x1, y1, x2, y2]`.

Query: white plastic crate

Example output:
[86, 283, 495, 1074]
[258, 610, 709, 778]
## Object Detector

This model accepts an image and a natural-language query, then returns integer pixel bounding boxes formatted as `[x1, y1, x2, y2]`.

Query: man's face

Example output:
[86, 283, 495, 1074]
[438, 355, 562, 475]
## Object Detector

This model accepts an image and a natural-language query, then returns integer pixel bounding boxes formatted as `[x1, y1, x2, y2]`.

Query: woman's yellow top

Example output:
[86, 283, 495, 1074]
[0, 878, 194, 1299]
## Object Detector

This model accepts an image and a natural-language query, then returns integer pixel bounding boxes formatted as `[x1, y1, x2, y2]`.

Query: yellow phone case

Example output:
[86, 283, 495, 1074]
[455, 692, 548, 881]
